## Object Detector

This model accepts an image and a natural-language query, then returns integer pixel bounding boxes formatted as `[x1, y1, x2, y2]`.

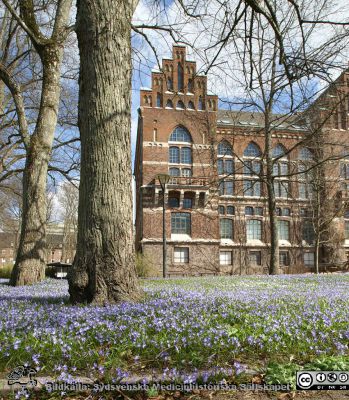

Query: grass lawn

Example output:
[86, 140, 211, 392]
[1, 274, 349, 391]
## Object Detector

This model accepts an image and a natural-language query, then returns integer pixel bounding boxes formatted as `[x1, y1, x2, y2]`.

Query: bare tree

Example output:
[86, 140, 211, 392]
[0, 0, 74, 285]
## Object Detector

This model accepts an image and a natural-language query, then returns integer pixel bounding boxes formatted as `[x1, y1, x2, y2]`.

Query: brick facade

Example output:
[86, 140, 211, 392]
[134, 45, 349, 276]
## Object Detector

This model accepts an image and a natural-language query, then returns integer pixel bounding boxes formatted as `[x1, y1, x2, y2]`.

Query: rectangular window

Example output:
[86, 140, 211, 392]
[279, 251, 290, 266]
[183, 198, 193, 209]
[244, 161, 261, 176]
[220, 251, 232, 265]
[219, 205, 225, 215]
[302, 221, 314, 244]
[217, 159, 224, 175]
[249, 251, 261, 265]
[278, 220, 290, 240]
[255, 207, 263, 216]
[220, 181, 234, 196]
[220, 219, 233, 239]
[171, 213, 191, 234]
[304, 252, 315, 266]
[226, 206, 235, 215]
[169, 197, 179, 208]
[224, 160, 234, 174]
[246, 219, 262, 240]
[169, 146, 180, 163]
[282, 208, 291, 216]
[174, 247, 189, 263]
[244, 180, 261, 197]
[274, 181, 289, 198]
[180, 147, 192, 164]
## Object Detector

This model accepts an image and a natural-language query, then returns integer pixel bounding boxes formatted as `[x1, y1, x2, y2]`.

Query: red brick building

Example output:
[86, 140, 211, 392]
[134, 45, 349, 276]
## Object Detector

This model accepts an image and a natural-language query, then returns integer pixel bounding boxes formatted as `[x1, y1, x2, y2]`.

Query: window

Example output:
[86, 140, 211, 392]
[279, 251, 290, 266]
[156, 93, 162, 107]
[282, 208, 290, 216]
[169, 126, 192, 142]
[302, 221, 315, 244]
[188, 101, 195, 110]
[169, 147, 180, 163]
[300, 208, 308, 217]
[278, 220, 290, 240]
[243, 180, 261, 197]
[169, 197, 179, 208]
[219, 180, 234, 195]
[255, 207, 263, 216]
[177, 100, 185, 109]
[180, 147, 192, 164]
[274, 181, 289, 198]
[219, 205, 225, 215]
[181, 168, 192, 177]
[218, 141, 233, 156]
[249, 251, 261, 265]
[220, 251, 232, 265]
[304, 252, 315, 266]
[183, 198, 193, 209]
[276, 207, 281, 216]
[245, 206, 254, 215]
[244, 142, 261, 157]
[272, 144, 286, 158]
[166, 99, 173, 108]
[171, 213, 191, 234]
[169, 167, 180, 176]
[174, 247, 189, 263]
[226, 206, 235, 215]
[341, 163, 349, 179]
[220, 219, 233, 239]
[198, 96, 204, 110]
[178, 63, 184, 91]
[188, 79, 193, 93]
[167, 77, 173, 91]
[218, 159, 234, 175]
[244, 160, 261, 175]
[299, 148, 313, 161]
[246, 220, 262, 240]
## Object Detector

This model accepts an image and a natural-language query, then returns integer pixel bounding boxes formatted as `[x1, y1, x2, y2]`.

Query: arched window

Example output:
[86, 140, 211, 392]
[212, 100, 216, 111]
[272, 144, 288, 177]
[218, 141, 233, 156]
[188, 79, 193, 93]
[176, 100, 185, 109]
[244, 142, 261, 157]
[178, 63, 184, 92]
[198, 96, 204, 110]
[169, 126, 192, 142]
[156, 93, 162, 107]
[166, 99, 173, 108]
[272, 144, 286, 158]
[298, 147, 313, 161]
[167, 77, 173, 91]
[187, 101, 195, 110]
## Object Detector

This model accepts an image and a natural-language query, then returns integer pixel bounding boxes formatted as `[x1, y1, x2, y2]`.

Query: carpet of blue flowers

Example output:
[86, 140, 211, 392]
[1, 275, 349, 384]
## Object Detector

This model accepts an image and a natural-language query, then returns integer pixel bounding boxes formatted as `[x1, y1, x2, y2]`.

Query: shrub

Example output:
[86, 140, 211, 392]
[0, 263, 13, 279]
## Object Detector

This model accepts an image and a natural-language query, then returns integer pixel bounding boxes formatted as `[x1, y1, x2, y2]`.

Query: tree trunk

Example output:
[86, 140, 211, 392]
[68, 0, 141, 304]
[265, 119, 280, 275]
[10, 46, 65, 286]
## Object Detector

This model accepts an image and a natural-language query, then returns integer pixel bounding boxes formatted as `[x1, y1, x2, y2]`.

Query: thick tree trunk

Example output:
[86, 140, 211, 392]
[10, 47, 64, 286]
[68, 0, 141, 304]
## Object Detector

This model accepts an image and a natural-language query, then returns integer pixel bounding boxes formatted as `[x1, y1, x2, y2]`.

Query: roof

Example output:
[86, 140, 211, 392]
[216, 110, 306, 131]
